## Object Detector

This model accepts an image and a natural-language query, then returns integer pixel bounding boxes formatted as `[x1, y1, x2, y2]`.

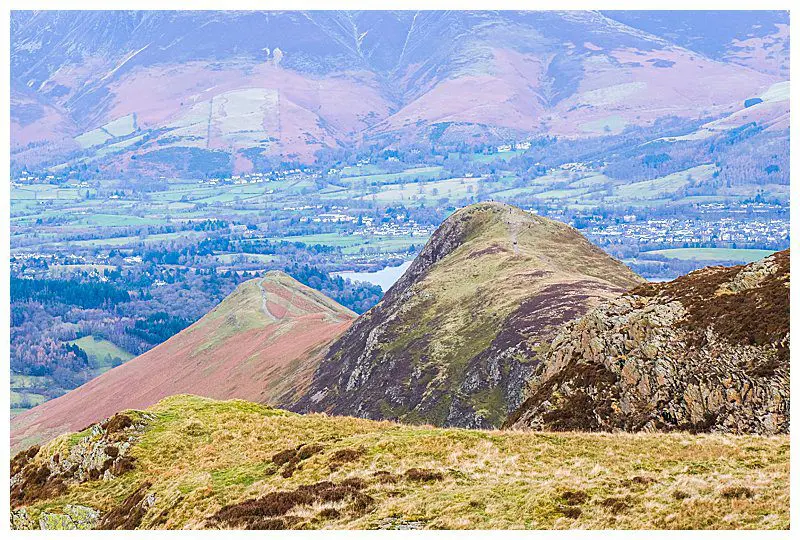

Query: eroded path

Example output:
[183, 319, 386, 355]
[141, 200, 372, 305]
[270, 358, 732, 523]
[258, 279, 278, 322]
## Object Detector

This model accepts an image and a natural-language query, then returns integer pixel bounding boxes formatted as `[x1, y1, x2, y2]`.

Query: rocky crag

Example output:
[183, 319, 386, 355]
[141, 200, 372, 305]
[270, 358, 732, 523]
[296, 202, 644, 428]
[11, 409, 152, 530]
[505, 250, 789, 435]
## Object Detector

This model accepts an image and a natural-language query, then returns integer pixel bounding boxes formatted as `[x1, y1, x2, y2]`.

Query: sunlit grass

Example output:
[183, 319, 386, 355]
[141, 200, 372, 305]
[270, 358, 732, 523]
[19, 395, 789, 530]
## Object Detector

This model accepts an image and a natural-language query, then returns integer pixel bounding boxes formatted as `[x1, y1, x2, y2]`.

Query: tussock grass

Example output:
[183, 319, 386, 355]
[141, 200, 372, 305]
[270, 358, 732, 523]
[20, 395, 789, 530]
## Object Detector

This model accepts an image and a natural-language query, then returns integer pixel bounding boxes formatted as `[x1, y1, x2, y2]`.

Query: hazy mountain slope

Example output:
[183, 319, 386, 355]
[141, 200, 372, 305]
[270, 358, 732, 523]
[10, 395, 789, 530]
[10, 10, 785, 170]
[655, 80, 789, 142]
[603, 10, 789, 77]
[296, 202, 644, 428]
[506, 250, 789, 435]
[10, 272, 355, 452]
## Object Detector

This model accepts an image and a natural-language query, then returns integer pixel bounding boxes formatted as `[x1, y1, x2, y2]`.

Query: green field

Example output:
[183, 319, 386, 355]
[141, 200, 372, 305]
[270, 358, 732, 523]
[10, 374, 50, 389]
[274, 233, 426, 254]
[10, 390, 47, 416]
[613, 164, 717, 200]
[11, 185, 85, 201]
[66, 213, 165, 227]
[55, 230, 204, 248]
[642, 248, 776, 263]
[70, 335, 134, 373]
[10, 373, 50, 417]
[74, 127, 114, 148]
[358, 176, 480, 203]
[342, 166, 444, 187]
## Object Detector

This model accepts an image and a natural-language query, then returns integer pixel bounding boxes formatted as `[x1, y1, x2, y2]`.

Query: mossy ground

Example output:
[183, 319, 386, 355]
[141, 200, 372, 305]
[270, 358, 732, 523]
[15, 395, 789, 530]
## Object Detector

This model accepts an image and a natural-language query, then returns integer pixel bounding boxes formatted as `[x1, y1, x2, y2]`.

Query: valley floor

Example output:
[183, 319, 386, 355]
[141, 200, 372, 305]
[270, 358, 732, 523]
[11, 395, 789, 530]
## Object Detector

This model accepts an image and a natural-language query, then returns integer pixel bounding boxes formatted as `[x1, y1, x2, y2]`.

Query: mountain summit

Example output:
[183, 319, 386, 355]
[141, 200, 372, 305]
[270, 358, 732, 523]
[11, 272, 355, 452]
[296, 202, 644, 427]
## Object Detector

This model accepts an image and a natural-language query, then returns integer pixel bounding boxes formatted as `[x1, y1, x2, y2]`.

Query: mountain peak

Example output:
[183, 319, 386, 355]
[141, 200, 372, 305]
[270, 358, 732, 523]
[217, 272, 356, 325]
[389, 202, 640, 300]
[296, 203, 643, 428]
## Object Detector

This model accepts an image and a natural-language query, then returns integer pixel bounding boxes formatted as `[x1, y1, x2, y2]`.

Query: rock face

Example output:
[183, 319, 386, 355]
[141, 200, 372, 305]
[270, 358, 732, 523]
[38, 505, 101, 530]
[11, 272, 355, 453]
[10, 409, 150, 526]
[505, 250, 789, 435]
[295, 202, 644, 428]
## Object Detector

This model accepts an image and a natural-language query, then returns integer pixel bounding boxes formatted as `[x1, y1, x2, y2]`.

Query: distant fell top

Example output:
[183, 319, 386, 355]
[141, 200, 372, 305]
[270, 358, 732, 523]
[388, 201, 642, 300]
[11, 271, 355, 453]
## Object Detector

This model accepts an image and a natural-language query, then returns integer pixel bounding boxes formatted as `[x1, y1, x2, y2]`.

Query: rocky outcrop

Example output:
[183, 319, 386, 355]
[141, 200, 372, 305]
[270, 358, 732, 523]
[39, 505, 101, 530]
[10, 410, 157, 530]
[505, 250, 789, 435]
[11, 411, 150, 513]
[296, 202, 644, 428]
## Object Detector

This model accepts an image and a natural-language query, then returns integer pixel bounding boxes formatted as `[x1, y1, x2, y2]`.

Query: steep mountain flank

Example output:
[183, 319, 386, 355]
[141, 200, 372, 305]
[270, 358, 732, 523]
[296, 202, 644, 428]
[10, 395, 790, 530]
[11, 272, 355, 452]
[505, 250, 789, 435]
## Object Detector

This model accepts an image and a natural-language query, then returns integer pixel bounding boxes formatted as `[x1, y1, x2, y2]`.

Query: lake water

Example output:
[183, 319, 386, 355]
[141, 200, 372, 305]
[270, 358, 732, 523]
[335, 260, 413, 291]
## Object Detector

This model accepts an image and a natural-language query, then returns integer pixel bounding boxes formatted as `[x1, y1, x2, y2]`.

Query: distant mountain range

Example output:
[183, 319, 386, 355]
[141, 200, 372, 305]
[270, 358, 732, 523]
[11, 10, 789, 172]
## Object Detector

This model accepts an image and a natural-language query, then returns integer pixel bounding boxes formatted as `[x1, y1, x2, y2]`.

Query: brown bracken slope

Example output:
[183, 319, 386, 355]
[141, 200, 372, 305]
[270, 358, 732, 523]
[11, 272, 356, 452]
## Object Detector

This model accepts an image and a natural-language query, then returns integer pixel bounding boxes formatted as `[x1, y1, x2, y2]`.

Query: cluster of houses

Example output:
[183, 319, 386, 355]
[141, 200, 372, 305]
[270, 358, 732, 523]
[300, 213, 375, 225]
[198, 167, 317, 187]
[696, 202, 786, 214]
[589, 217, 788, 247]
[496, 141, 532, 153]
[12, 172, 57, 184]
[352, 217, 434, 238]
[558, 162, 593, 172]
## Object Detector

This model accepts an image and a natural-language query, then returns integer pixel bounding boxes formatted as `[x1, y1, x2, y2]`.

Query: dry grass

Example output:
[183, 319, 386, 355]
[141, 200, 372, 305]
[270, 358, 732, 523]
[18, 395, 790, 530]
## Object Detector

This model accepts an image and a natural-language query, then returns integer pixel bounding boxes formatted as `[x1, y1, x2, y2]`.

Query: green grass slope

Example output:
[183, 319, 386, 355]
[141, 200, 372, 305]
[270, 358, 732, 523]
[297, 202, 644, 428]
[10, 395, 789, 530]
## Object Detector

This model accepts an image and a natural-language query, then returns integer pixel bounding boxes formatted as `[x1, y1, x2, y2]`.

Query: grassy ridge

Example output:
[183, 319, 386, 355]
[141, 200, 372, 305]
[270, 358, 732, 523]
[300, 203, 645, 429]
[15, 395, 789, 529]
